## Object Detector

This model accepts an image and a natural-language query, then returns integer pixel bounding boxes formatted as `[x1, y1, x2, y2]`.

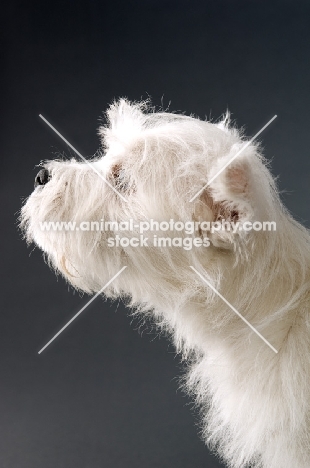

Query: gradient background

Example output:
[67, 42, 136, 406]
[2, 1, 310, 467]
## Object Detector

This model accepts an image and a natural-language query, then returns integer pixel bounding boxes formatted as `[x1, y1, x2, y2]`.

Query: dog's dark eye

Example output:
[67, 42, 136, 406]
[111, 164, 127, 190]
[111, 163, 122, 179]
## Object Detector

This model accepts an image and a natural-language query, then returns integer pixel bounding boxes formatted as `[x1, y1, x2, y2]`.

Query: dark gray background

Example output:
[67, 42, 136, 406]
[2, 1, 310, 467]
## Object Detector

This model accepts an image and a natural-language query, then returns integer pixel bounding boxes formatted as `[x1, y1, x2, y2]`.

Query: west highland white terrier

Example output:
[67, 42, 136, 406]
[21, 100, 310, 468]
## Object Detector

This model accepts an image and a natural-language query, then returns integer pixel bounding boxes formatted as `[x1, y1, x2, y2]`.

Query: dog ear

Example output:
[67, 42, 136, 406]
[194, 149, 254, 249]
[208, 148, 252, 201]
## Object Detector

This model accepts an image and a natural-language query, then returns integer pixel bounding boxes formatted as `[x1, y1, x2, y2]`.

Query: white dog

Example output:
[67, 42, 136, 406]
[21, 100, 310, 468]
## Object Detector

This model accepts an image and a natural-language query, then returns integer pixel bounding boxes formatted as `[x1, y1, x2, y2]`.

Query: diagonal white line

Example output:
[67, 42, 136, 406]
[190, 266, 278, 353]
[39, 114, 128, 203]
[38, 266, 127, 354]
[189, 115, 277, 202]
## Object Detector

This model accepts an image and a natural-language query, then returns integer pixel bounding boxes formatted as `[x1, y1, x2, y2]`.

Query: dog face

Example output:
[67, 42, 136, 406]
[21, 100, 277, 304]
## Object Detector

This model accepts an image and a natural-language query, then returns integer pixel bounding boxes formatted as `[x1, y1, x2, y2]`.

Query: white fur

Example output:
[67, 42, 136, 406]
[21, 100, 310, 467]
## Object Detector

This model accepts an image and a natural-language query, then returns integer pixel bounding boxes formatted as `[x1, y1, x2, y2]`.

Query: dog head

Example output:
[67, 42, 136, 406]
[21, 100, 278, 307]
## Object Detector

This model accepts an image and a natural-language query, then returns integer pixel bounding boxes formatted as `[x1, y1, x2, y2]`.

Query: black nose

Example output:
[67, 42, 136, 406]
[34, 169, 50, 188]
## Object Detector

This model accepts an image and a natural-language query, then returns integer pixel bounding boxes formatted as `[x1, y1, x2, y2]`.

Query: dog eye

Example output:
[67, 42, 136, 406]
[110, 164, 127, 190]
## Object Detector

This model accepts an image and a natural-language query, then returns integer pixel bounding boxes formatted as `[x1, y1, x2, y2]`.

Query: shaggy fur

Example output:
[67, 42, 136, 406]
[21, 100, 310, 468]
